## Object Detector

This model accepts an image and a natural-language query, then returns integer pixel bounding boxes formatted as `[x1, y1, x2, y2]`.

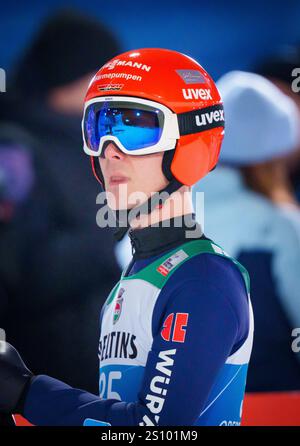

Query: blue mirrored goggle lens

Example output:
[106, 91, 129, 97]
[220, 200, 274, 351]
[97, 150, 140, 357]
[84, 101, 164, 153]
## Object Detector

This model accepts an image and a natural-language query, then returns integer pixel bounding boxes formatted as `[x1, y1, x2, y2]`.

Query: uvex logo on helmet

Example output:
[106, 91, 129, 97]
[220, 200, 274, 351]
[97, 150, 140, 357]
[182, 88, 212, 100]
[195, 108, 224, 127]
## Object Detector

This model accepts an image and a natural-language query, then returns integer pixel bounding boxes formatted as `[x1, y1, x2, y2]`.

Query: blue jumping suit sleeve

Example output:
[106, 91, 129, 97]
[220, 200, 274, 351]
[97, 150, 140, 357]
[23, 254, 249, 426]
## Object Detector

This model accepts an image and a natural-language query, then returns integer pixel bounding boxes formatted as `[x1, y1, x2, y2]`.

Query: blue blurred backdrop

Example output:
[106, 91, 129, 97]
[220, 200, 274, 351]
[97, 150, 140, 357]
[1, 0, 300, 79]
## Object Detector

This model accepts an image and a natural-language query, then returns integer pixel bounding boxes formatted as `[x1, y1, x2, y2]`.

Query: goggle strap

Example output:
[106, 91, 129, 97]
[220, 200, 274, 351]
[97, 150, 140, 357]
[178, 104, 224, 136]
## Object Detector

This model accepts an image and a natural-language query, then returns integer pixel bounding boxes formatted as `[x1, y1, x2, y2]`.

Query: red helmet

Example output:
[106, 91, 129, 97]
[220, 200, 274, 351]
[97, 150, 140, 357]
[83, 48, 224, 186]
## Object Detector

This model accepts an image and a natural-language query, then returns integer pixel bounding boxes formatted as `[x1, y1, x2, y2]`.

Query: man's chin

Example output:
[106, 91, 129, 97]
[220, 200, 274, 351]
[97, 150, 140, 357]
[104, 191, 122, 209]
[106, 197, 131, 212]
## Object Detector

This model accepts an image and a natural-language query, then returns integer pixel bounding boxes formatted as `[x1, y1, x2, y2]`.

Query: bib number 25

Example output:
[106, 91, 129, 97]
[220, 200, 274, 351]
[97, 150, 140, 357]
[99, 370, 122, 400]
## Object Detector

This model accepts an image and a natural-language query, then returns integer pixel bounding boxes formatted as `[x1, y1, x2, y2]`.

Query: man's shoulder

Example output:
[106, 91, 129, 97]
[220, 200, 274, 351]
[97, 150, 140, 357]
[158, 245, 250, 322]
[151, 247, 250, 346]
[169, 241, 247, 291]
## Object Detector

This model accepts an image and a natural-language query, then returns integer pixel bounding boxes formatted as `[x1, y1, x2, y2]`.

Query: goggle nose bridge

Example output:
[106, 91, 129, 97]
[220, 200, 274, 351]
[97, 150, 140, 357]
[98, 135, 129, 158]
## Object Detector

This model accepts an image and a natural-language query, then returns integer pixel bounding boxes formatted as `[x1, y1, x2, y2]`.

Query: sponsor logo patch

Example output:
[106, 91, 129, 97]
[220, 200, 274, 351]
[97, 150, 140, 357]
[176, 69, 207, 84]
[113, 288, 125, 325]
[98, 84, 124, 91]
[161, 313, 189, 343]
[157, 250, 188, 276]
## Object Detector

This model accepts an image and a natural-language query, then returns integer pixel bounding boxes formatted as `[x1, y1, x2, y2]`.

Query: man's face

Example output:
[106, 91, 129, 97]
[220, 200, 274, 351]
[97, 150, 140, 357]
[99, 143, 169, 210]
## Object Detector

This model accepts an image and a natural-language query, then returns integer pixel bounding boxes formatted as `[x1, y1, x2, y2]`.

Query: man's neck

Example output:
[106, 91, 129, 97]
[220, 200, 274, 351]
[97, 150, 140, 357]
[128, 213, 204, 259]
[129, 188, 194, 230]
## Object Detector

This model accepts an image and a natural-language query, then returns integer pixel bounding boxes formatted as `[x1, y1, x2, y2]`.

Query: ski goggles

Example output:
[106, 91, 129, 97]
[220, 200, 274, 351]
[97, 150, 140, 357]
[82, 96, 224, 156]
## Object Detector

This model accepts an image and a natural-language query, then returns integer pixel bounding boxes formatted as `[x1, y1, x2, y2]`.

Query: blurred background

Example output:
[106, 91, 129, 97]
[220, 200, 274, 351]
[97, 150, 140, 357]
[1, 0, 300, 426]
[1, 0, 300, 78]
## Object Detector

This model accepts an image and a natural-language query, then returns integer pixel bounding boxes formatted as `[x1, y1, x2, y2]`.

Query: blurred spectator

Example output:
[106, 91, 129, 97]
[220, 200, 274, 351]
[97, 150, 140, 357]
[255, 45, 300, 200]
[0, 124, 34, 222]
[193, 71, 300, 392]
[0, 123, 34, 351]
[0, 10, 121, 393]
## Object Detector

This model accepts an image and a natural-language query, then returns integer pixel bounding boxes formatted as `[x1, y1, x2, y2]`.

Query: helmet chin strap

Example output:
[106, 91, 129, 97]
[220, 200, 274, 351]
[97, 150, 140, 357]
[92, 146, 182, 241]
[112, 178, 183, 241]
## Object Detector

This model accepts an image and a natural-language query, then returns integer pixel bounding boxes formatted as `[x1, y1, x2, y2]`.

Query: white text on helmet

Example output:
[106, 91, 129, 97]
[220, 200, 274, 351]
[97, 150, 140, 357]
[103, 59, 152, 72]
[182, 88, 212, 100]
[195, 109, 224, 127]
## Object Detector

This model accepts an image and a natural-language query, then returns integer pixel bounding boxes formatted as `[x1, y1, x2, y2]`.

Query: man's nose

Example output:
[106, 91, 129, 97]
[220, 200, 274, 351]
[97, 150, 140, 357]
[103, 142, 125, 160]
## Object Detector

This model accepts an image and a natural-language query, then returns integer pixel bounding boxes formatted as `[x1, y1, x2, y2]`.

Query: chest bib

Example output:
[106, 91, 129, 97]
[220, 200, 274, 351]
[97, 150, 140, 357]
[99, 239, 253, 425]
